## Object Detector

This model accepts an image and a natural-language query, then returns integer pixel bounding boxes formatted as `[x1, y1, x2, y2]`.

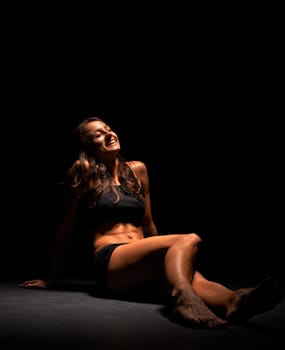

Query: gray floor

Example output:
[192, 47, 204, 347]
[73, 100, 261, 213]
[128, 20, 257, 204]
[1, 278, 284, 350]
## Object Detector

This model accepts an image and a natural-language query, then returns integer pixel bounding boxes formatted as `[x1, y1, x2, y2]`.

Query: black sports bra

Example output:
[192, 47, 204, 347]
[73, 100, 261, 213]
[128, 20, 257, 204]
[87, 185, 145, 227]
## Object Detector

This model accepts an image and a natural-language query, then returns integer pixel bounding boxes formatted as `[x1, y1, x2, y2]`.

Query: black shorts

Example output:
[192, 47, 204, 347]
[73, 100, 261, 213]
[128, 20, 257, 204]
[93, 243, 126, 293]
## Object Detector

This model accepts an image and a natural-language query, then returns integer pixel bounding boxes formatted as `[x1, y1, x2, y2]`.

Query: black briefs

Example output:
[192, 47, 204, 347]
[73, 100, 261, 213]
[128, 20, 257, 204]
[93, 243, 126, 293]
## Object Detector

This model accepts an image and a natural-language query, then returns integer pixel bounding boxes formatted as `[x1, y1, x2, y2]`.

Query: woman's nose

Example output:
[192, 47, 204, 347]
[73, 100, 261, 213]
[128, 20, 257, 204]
[105, 132, 113, 139]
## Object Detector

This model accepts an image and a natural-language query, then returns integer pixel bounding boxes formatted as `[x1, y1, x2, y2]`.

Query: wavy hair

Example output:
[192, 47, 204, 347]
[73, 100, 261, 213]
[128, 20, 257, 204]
[67, 116, 144, 207]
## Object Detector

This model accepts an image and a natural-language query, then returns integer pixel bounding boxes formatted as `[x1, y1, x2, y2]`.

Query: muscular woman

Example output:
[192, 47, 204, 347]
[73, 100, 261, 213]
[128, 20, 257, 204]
[19, 116, 282, 329]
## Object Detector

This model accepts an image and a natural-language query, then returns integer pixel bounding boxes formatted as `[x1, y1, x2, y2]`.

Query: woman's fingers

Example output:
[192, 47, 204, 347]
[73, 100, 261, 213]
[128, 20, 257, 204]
[18, 279, 47, 288]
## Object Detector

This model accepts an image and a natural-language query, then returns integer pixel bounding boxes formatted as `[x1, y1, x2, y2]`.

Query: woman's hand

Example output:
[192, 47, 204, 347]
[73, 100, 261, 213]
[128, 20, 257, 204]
[18, 279, 48, 289]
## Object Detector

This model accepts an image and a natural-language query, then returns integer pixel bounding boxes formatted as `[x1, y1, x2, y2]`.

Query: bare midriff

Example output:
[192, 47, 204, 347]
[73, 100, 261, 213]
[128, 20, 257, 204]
[93, 222, 144, 253]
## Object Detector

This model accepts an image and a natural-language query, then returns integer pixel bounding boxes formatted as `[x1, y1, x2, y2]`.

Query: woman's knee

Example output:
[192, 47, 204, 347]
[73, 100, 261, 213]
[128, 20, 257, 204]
[177, 233, 202, 247]
[187, 232, 202, 245]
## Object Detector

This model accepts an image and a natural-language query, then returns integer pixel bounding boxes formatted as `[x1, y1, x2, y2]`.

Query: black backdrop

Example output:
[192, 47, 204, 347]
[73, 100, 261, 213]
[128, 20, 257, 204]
[1, 22, 284, 284]
[2, 90, 283, 284]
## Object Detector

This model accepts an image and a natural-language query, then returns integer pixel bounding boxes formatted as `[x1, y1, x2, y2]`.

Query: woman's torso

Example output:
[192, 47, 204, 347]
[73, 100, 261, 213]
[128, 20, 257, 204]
[93, 223, 144, 251]
[83, 184, 146, 252]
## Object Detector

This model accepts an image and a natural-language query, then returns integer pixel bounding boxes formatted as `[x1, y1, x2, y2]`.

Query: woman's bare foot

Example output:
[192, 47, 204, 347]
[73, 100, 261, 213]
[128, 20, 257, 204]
[226, 276, 283, 324]
[170, 287, 228, 329]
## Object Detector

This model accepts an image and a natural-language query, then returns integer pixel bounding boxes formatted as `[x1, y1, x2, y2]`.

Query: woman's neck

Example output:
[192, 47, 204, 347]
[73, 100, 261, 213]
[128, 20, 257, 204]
[105, 157, 120, 185]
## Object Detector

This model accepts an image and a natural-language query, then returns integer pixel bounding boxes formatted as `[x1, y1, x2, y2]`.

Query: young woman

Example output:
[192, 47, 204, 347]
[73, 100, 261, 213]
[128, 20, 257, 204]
[19, 116, 281, 329]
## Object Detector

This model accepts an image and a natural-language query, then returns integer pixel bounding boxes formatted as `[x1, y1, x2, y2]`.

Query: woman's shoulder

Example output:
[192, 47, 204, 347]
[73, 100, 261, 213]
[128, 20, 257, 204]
[126, 161, 149, 188]
[126, 160, 147, 175]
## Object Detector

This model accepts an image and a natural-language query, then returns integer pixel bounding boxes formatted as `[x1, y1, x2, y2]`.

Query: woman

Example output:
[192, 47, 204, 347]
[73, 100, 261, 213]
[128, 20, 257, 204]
[19, 116, 281, 329]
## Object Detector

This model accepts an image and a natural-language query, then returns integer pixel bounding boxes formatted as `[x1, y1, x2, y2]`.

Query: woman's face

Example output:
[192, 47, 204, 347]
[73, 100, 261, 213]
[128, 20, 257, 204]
[84, 120, 121, 159]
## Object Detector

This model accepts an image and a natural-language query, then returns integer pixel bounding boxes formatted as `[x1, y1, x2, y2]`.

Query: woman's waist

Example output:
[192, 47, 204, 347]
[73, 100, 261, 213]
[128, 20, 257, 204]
[93, 223, 144, 251]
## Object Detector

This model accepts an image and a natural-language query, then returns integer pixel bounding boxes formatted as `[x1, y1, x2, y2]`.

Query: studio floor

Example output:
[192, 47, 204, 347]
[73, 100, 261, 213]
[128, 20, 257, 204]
[1, 277, 284, 350]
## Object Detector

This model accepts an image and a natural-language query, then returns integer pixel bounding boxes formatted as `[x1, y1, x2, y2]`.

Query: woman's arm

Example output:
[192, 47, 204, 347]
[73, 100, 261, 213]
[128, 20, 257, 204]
[127, 161, 158, 237]
[19, 165, 81, 289]
[46, 188, 80, 287]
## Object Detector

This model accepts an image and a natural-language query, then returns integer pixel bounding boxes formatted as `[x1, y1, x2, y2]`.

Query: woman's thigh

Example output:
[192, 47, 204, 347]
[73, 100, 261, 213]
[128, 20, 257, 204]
[107, 234, 192, 294]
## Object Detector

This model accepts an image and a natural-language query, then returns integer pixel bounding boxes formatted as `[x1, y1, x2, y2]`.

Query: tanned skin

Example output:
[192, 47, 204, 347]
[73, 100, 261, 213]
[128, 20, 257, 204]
[19, 118, 282, 329]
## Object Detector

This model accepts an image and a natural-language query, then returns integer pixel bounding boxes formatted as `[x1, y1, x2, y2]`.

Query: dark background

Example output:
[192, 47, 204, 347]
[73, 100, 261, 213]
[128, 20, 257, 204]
[1, 11, 284, 285]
